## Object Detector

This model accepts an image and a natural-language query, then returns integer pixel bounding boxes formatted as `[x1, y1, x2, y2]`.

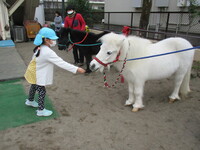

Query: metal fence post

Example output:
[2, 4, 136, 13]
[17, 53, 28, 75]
[108, 12, 110, 30]
[165, 12, 170, 33]
[130, 12, 133, 28]
[62, 0, 65, 20]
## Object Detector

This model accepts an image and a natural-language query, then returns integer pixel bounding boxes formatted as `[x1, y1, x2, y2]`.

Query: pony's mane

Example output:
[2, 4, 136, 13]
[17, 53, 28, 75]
[127, 35, 152, 57]
[100, 32, 126, 45]
[100, 32, 152, 48]
[100, 33, 153, 59]
[128, 35, 152, 46]
[126, 35, 152, 59]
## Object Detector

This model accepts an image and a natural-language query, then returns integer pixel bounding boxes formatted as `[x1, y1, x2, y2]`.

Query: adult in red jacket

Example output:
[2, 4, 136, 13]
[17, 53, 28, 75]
[64, 5, 86, 66]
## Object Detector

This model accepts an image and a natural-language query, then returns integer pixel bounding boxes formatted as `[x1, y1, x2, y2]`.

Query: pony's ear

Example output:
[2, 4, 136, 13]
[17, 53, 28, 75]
[121, 38, 126, 43]
[116, 35, 127, 47]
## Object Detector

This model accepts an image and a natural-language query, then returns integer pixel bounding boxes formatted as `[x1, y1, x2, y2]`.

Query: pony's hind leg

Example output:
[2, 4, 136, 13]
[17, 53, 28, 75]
[125, 82, 135, 106]
[169, 71, 186, 103]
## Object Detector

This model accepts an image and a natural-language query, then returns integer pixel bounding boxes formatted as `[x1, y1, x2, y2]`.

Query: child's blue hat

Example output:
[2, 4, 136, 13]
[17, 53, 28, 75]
[34, 27, 58, 46]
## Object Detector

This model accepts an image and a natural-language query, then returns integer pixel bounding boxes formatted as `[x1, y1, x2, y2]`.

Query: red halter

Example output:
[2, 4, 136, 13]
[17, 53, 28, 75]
[68, 32, 89, 51]
[93, 51, 121, 67]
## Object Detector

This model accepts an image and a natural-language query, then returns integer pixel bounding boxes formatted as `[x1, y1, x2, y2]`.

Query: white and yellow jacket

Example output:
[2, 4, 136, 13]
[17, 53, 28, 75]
[25, 45, 78, 86]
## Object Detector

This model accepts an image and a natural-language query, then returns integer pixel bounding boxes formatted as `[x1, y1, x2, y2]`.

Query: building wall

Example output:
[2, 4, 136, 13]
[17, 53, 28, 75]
[0, 1, 10, 40]
[105, 0, 133, 11]
[104, 0, 200, 34]
[105, 0, 200, 12]
[91, 2, 104, 10]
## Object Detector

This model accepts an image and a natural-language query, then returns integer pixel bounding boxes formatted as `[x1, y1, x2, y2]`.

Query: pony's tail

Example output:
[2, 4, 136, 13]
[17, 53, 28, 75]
[179, 66, 192, 97]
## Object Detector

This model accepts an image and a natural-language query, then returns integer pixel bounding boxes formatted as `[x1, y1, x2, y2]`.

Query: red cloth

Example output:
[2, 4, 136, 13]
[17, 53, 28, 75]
[64, 13, 86, 31]
[122, 26, 130, 36]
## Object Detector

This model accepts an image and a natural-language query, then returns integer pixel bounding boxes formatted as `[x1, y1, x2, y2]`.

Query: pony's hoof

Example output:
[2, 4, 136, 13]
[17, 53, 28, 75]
[169, 98, 176, 103]
[85, 70, 92, 74]
[125, 101, 133, 106]
[132, 107, 142, 112]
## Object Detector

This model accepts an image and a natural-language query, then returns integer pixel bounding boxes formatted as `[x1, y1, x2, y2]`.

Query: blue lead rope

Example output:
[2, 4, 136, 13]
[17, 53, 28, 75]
[126, 46, 200, 61]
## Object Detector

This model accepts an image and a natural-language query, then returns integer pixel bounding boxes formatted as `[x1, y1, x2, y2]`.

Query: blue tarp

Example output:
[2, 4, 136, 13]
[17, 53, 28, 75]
[0, 40, 15, 47]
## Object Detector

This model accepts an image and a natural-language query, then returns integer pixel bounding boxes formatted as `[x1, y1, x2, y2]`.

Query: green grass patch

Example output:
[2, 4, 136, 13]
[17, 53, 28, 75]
[0, 79, 59, 130]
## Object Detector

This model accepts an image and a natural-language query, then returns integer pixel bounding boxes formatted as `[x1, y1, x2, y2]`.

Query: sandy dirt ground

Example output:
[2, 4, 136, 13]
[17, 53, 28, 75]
[0, 41, 200, 150]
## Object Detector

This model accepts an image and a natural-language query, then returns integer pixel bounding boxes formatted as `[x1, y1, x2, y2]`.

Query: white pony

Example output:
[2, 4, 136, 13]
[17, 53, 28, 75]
[90, 32, 195, 112]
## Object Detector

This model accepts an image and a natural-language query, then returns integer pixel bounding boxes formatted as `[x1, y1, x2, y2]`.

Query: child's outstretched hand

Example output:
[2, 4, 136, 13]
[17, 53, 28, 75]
[77, 67, 86, 73]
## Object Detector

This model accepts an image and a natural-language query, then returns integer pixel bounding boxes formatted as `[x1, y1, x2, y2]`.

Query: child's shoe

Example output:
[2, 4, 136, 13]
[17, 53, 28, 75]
[25, 99, 38, 107]
[36, 108, 53, 117]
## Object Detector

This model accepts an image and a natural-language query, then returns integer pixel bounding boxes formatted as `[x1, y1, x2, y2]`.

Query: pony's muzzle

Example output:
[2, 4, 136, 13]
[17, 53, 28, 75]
[90, 59, 105, 72]
[89, 63, 96, 72]
[90, 60, 100, 72]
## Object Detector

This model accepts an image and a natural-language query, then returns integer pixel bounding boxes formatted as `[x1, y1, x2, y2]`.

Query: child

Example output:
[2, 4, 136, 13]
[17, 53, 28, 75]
[24, 27, 85, 117]
[54, 11, 62, 37]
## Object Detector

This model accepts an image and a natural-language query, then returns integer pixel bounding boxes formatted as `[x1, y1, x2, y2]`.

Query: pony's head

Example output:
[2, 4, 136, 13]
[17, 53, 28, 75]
[58, 28, 71, 50]
[90, 32, 126, 72]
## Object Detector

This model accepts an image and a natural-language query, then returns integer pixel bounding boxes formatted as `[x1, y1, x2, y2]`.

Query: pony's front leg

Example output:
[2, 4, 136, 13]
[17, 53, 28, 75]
[132, 81, 145, 112]
[125, 82, 135, 106]
[85, 54, 92, 73]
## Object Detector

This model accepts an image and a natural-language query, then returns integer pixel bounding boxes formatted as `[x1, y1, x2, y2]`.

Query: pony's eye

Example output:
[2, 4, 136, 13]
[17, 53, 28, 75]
[107, 51, 112, 55]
